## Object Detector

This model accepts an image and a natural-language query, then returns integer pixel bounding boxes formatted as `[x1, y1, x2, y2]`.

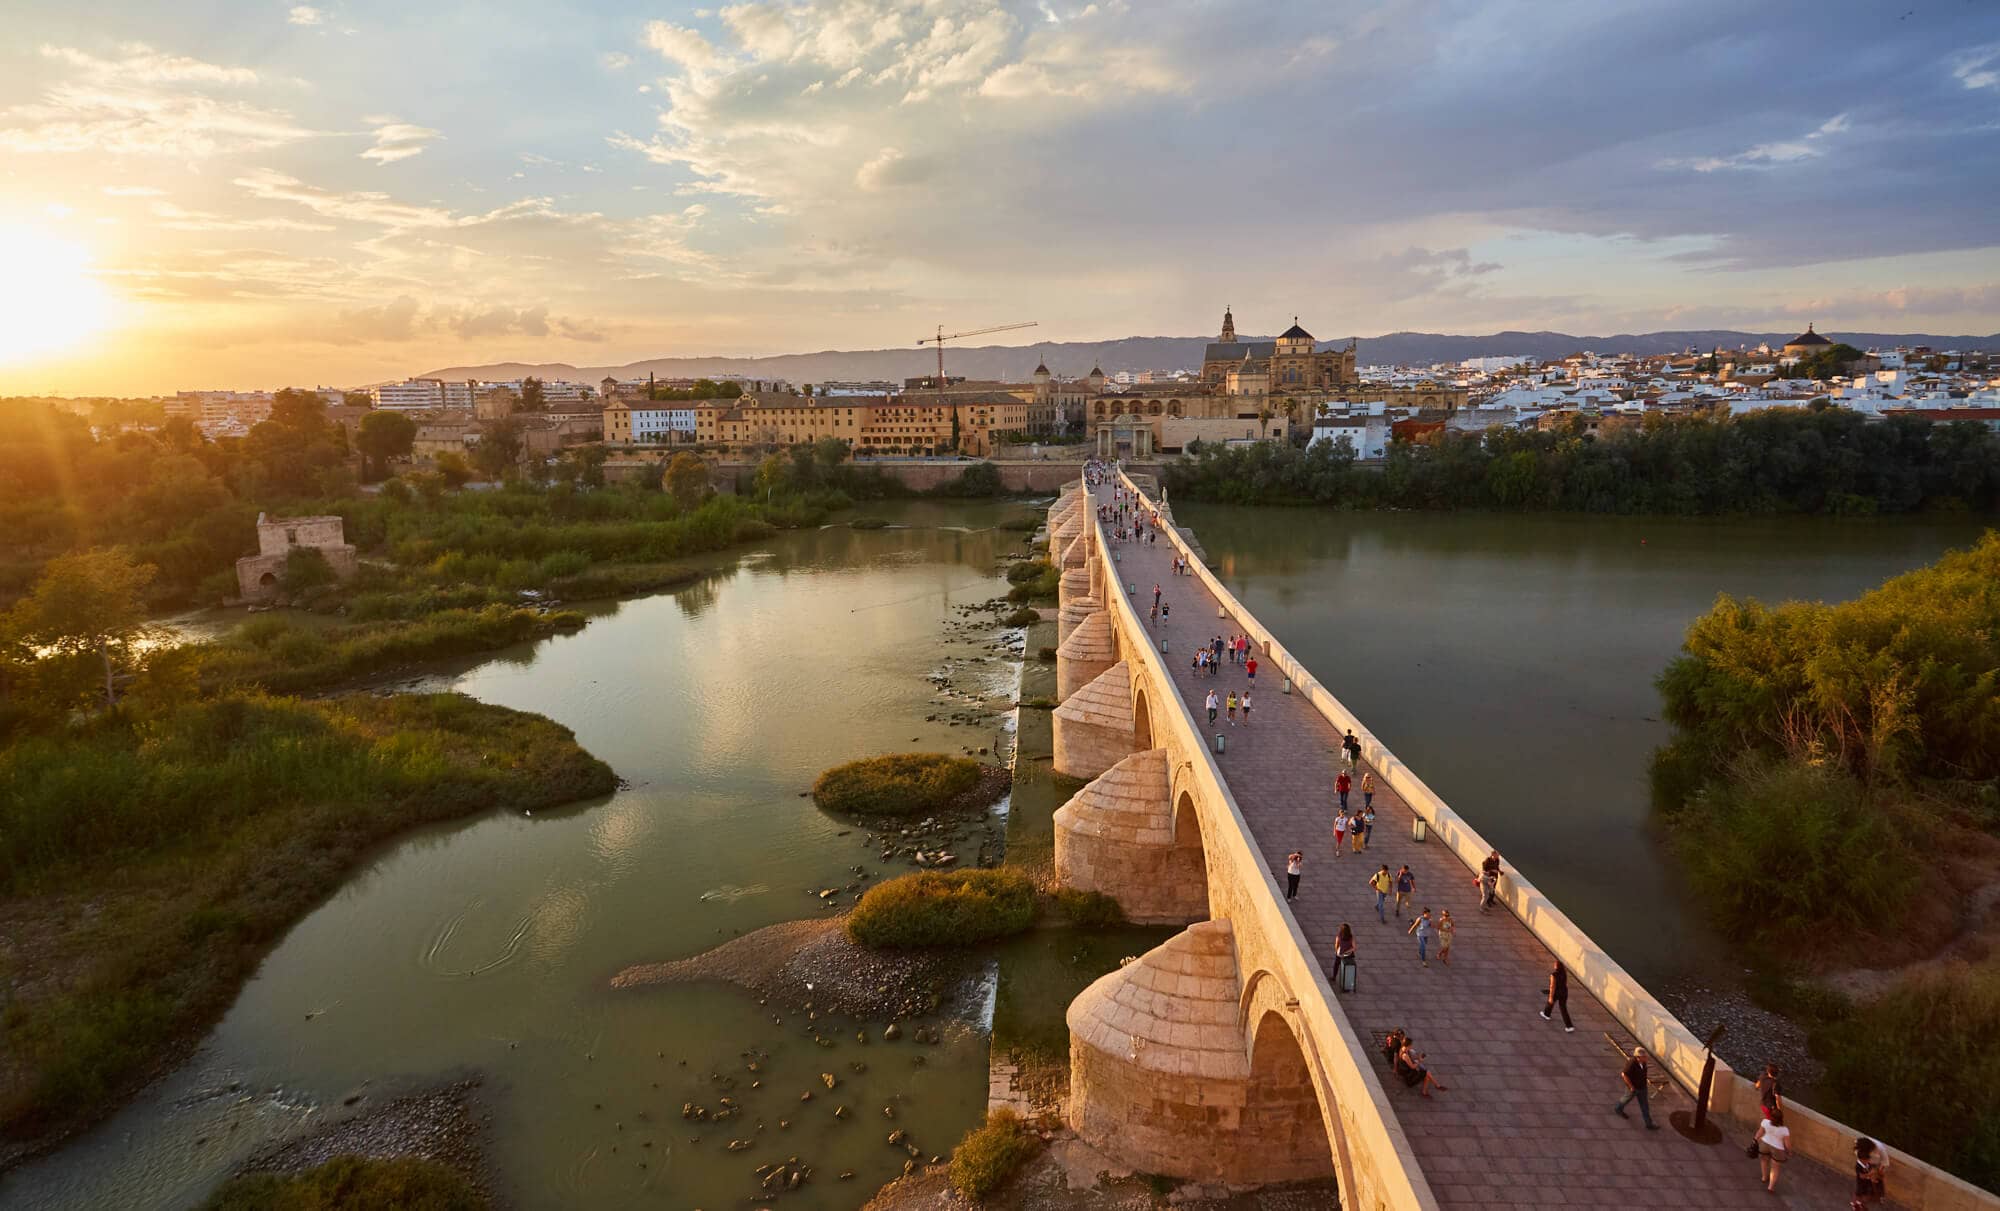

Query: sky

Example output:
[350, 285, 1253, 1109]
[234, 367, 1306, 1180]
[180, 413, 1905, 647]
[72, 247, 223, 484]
[2, 0, 1999, 395]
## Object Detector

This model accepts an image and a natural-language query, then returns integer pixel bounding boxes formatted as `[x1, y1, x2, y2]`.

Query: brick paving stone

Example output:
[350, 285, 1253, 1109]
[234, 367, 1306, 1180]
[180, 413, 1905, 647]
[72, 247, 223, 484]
[1085, 479, 1876, 1211]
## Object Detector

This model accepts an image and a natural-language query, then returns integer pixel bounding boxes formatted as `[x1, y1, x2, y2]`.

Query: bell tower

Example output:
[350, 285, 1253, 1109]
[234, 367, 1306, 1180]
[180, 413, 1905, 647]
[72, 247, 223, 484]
[1219, 305, 1236, 344]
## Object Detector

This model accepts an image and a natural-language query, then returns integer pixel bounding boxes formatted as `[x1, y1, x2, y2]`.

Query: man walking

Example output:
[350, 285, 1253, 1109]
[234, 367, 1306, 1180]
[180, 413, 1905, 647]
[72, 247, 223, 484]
[1285, 851, 1303, 901]
[1614, 1045, 1660, 1129]
[1394, 864, 1415, 918]
[1540, 959, 1575, 1031]
[1407, 907, 1435, 967]
[1205, 688, 1219, 726]
[1342, 729, 1362, 768]
[1369, 864, 1393, 923]
[1479, 849, 1502, 910]
[1336, 769, 1352, 813]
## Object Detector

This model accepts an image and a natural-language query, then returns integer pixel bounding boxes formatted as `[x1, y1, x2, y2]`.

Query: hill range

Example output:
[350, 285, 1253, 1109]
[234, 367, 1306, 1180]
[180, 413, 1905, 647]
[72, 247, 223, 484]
[425, 329, 2000, 386]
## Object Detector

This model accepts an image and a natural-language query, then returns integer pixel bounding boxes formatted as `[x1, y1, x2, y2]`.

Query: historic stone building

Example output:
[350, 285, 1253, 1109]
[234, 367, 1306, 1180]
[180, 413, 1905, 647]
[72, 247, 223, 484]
[235, 513, 358, 599]
[1201, 308, 1358, 394]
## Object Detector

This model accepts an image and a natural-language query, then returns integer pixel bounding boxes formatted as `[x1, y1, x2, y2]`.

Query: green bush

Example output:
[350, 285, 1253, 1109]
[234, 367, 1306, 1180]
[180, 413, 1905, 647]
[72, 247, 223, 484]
[948, 1107, 1041, 1201]
[1053, 887, 1126, 928]
[1816, 963, 2000, 1191]
[1005, 560, 1048, 585]
[1660, 757, 1921, 943]
[1006, 565, 1060, 603]
[200, 1155, 488, 1211]
[812, 753, 983, 816]
[1003, 607, 1039, 627]
[846, 869, 1037, 948]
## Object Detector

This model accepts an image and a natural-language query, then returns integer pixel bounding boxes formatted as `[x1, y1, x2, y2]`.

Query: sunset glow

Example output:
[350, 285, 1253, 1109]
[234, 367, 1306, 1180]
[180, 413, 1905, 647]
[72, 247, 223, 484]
[0, 225, 112, 366]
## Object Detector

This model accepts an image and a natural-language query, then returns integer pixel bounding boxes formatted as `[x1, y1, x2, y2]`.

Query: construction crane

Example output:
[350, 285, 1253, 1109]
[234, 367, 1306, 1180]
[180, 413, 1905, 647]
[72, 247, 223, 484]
[917, 321, 1038, 390]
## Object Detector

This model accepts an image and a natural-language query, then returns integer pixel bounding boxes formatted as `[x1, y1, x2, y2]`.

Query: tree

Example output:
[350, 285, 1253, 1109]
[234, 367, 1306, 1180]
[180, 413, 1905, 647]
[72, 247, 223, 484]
[813, 436, 849, 469]
[356, 409, 417, 479]
[4, 548, 159, 710]
[281, 545, 337, 593]
[575, 444, 608, 489]
[270, 387, 328, 433]
[517, 377, 546, 412]
[433, 450, 472, 489]
[472, 417, 523, 479]
[343, 391, 374, 408]
[666, 452, 708, 506]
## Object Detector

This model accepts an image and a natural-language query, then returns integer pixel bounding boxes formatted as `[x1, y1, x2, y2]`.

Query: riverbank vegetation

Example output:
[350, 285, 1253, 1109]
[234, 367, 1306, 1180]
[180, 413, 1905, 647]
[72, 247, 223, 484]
[1650, 531, 2000, 1187]
[200, 1155, 488, 1211]
[947, 1108, 1041, 1202]
[0, 691, 614, 1157]
[812, 753, 985, 817]
[1167, 407, 2000, 515]
[845, 869, 1039, 948]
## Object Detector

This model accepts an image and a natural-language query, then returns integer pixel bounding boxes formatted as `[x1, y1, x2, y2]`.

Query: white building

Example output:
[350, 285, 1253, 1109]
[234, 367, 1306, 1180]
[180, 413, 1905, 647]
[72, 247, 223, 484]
[372, 379, 446, 410]
[1310, 416, 1391, 460]
[631, 405, 698, 442]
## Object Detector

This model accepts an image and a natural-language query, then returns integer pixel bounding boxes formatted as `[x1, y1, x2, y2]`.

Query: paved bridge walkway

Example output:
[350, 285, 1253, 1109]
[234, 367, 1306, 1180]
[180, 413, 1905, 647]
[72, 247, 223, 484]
[1089, 479, 1860, 1210]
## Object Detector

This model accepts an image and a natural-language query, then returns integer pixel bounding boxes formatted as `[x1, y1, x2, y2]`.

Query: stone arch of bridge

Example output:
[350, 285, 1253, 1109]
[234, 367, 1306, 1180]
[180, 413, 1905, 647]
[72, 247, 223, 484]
[1132, 685, 1153, 751]
[1240, 968, 1347, 1189]
[1170, 788, 1212, 921]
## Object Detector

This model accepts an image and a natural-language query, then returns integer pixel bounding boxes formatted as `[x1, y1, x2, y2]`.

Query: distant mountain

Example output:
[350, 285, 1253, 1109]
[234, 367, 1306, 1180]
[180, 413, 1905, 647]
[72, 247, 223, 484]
[424, 328, 2000, 385]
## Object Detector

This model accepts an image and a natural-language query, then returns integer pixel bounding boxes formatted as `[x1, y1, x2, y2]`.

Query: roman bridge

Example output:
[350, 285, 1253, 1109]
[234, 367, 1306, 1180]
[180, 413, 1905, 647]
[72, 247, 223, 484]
[1037, 474, 1994, 1211]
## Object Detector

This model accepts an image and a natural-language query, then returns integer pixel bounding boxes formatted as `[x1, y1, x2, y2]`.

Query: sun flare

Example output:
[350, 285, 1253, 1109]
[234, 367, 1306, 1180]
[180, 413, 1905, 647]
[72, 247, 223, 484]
[0, 225, 113, 365]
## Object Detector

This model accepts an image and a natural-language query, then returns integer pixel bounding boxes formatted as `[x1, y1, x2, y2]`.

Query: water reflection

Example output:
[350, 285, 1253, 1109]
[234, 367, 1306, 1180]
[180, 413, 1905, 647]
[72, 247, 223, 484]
[4, 499, 1025, 1211]
[1179, 502, 1988, 987]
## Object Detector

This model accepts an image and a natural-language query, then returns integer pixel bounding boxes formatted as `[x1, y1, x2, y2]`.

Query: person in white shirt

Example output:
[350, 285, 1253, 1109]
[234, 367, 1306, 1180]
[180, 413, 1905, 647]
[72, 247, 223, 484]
[1755, 1108, 1791, 1192]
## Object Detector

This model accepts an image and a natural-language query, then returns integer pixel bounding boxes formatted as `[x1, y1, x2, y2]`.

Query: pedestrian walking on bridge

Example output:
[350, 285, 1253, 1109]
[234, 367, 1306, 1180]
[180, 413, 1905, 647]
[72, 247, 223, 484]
[1407, 907, 1435, 967]
[1369, 865, 1393, 923]
[1393, 864, 1415, 918]
[1540, 959, 1574, 1031]
[1285, 851, 1303, 901]
[1613, 1045, 1660, 1129]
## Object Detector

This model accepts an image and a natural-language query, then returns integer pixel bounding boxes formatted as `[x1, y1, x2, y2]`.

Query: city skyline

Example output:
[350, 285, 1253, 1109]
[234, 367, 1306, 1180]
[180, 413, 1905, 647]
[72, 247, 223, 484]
[4, 0, 2000, 395]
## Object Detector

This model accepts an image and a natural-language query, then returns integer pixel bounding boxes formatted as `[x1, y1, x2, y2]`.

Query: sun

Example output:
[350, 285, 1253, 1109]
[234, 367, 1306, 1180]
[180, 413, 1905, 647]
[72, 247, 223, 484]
[0, 224, 113, 365]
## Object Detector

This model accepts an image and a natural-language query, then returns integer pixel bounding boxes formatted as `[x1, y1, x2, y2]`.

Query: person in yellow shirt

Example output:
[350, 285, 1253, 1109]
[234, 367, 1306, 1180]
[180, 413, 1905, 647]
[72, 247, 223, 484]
[1369, 864, 1393, 923]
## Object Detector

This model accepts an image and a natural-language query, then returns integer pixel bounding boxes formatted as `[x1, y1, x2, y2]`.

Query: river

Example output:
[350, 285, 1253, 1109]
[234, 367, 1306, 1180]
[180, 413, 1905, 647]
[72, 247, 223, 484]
[4, 500, 1037, 1211]
[1173, 503, 1990, 991]
[8, 499, 1985, 1209]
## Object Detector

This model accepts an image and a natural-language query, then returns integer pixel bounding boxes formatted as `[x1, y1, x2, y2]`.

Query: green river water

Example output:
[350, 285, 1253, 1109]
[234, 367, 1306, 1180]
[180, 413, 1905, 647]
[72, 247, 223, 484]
[3, 498, 1986, 1209]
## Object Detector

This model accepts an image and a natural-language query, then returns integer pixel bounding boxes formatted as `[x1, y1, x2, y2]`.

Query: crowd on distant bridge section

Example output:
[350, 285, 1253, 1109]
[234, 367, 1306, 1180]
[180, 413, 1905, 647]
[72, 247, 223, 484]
[1074, 464, 1908, 1209]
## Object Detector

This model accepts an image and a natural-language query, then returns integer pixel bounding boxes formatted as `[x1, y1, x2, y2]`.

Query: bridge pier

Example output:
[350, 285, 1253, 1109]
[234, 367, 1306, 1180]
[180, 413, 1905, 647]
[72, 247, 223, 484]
[1052, 747, 1209, 924]
[1055, 610, 1117, 701]
[1051, 661, 1132, 779]
[1066, 921, 1339, 1187]
[1055, 595, 1101, 646]
[1057, 567, 1092, 612]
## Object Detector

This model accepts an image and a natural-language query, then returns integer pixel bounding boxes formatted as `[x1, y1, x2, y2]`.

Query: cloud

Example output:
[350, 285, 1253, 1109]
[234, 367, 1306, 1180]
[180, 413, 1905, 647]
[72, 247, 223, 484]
[643, 22, 723, 73]
[234, 168, 458, 227]
[150, 201, 336, 232]
[2, 43, 312, 158]
[854, 146, 935, 190]
[101, 184, 166, 196]
[361, 120, 442, 164]
[288, 5, 326, 26]
[39, 42, 261, 86]
[335, 295, 423, 342]
[1954, 44, 2000, 90]
[601, 51, 632, 71]
[1666, 113, 1851, 173]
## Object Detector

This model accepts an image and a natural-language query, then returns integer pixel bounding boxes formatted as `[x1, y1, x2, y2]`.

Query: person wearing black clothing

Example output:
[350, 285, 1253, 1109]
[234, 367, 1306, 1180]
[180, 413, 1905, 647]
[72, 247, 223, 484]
[1613, 1045, 1659, 1129]
[1539, 959, 1574, 1031]
[1342, 729, 1362, 766]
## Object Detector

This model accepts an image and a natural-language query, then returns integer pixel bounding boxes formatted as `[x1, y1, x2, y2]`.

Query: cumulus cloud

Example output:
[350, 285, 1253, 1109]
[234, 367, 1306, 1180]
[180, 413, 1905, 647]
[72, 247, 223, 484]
[360, 119, 442, 164]
[288, 5, 326, 26]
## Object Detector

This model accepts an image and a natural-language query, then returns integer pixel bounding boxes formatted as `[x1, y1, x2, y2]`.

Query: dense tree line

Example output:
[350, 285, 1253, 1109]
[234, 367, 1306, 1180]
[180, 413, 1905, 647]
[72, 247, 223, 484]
[1164, 407, 2000, 515]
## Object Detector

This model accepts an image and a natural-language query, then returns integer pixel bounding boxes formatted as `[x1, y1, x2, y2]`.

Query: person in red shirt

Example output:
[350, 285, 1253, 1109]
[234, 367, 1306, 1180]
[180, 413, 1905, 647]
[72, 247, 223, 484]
[1245, 655, 1258, 682]
[1336, 770, 1352, 812]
